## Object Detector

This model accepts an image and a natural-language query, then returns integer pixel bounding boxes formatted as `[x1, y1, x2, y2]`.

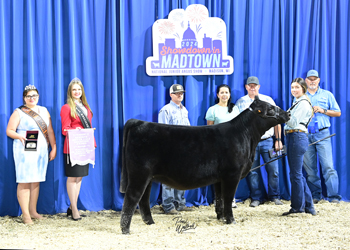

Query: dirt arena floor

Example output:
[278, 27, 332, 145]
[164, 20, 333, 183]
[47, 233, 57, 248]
[1, 199, 349, 250]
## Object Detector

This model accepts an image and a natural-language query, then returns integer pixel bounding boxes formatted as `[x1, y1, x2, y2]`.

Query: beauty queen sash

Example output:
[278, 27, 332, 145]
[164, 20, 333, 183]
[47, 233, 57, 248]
[19, 105, 49, 147]
[75, 105, 91, 128]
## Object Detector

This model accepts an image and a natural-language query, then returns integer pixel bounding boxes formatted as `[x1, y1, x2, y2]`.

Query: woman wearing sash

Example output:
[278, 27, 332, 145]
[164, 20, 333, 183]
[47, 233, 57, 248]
[283, 78, 316, 216]
[6, 85, 57, 224]
[60, 78, 96, 221]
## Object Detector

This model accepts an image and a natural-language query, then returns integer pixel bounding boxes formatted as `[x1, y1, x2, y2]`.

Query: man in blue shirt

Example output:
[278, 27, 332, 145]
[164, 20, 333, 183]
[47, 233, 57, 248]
[236, 76, 283, 207]
[158, 84, 192, 214]
[303, 69, 342, 203]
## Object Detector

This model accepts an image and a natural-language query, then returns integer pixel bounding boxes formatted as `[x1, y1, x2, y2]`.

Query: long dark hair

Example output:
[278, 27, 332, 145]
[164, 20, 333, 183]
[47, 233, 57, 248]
[215, 84, 235, 113]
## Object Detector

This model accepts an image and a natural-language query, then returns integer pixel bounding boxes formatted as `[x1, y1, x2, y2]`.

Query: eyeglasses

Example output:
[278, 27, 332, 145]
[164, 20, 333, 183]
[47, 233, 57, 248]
[25, 94, 39, 100]
[172, 92, 184, 96]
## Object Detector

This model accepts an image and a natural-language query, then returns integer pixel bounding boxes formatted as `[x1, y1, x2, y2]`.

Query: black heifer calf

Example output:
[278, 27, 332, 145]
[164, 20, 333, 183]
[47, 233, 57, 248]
[120, 96, 290, 234]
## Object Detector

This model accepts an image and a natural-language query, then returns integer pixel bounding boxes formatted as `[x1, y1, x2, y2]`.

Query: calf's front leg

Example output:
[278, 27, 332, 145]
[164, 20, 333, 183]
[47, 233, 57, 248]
[222, 178, 239, 224]
[214, 182, 224, 220]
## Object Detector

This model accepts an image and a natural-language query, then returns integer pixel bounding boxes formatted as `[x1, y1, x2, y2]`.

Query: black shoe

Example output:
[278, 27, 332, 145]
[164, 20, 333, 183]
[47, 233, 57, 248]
[313, 199, 320, 204]
[68, 207, 86, 217]
[282, 209, 304, 216]
[67, 207, 72, 217]
[71, 214, 82, 221]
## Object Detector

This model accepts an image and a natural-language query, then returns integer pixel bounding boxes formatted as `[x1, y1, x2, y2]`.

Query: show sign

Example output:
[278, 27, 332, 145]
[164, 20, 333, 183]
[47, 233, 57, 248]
[146, 4, 233, 76]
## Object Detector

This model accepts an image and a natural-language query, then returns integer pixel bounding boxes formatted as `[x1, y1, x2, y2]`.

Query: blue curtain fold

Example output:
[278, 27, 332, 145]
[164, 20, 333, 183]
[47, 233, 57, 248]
[0, 0, 349, 216]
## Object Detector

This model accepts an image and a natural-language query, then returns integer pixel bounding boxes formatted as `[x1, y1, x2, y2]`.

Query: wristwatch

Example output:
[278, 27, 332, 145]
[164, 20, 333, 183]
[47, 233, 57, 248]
[324, 109, 328, 114]
[276, 138, 281, 141]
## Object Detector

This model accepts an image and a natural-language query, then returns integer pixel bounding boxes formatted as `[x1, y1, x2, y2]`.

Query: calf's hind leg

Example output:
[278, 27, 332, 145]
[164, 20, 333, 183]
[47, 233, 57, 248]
[120, 178, 150, 234]
[139, 182, 154, 225]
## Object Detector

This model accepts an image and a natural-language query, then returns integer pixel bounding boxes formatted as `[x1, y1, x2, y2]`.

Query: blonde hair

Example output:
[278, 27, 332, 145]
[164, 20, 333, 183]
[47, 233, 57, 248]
[66, 78, 93, 119]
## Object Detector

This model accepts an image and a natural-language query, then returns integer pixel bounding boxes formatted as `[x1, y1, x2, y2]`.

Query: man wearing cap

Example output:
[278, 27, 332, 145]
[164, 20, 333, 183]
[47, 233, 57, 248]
[158, 84, 193, 214]
[304, 69, 341, 203]
[235, 76, 283, 207]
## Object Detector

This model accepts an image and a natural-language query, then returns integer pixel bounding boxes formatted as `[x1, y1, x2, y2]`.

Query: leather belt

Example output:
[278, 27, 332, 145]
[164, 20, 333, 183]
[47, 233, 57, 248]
[285, 129, 306, 134]
[260, 136, 272, 142]
[319, 127, 329, 132]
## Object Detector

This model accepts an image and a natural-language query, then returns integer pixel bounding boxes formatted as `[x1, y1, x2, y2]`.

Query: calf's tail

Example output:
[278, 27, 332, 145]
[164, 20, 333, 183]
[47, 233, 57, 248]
[119, 123, 129, 193]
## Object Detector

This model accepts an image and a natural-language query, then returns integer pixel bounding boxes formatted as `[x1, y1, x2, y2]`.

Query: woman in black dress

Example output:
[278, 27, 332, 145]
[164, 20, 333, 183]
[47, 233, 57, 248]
[60, 78, 96, 220]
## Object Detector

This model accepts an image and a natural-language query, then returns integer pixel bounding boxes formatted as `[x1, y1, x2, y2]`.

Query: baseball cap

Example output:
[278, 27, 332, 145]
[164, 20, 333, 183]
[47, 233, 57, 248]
[169, 84, 185, 94]
[246, 76, 259, 85]
[307, 70, 319, 78]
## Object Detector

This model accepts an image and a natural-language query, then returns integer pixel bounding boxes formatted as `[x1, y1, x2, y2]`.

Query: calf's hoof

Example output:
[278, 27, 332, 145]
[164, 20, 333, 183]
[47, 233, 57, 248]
[216, 214, 223, 220]
[143, 219, 155, 225]
[121, 227, 130, 234]
[225, 217, 236, 224]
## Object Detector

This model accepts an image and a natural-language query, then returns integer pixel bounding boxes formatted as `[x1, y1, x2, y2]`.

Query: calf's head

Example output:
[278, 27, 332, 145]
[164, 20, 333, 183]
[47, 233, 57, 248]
[249, 96, 290, 126]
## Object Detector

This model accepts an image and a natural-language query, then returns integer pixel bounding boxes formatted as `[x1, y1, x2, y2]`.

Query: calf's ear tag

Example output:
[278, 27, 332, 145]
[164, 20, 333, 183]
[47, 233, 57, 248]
[258, 110, 261, 113]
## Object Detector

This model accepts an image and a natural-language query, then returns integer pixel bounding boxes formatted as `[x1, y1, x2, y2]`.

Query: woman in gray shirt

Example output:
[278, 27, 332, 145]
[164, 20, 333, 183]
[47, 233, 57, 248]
[283, 78, 316, 216]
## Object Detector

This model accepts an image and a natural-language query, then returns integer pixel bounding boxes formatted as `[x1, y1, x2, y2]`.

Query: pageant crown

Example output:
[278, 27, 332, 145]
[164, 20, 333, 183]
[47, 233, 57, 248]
[24, 84, 36, 91]
[71, 77, 81, 82]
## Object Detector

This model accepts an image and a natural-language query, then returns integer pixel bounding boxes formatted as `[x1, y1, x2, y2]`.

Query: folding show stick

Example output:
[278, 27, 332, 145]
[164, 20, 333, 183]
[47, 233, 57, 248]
[250, 133, 336, 172]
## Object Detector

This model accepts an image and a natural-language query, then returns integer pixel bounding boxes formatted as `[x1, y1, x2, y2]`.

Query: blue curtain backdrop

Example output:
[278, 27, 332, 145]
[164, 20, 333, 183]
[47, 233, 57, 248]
[0, 0, 349, 216]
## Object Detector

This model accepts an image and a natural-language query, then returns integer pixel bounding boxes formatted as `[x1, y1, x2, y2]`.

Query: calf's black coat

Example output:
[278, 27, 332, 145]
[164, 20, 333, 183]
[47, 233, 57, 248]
[120, 97, 290, 234]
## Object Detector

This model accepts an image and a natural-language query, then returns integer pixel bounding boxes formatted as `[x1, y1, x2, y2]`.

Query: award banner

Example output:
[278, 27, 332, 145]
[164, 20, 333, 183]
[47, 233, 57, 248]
[67, 129, 95, 167]
[146, 4, 233, 76]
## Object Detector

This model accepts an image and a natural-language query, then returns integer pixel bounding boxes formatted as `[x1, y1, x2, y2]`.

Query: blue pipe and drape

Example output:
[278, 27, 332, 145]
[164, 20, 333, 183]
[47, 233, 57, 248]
[1, 0, 349, 216]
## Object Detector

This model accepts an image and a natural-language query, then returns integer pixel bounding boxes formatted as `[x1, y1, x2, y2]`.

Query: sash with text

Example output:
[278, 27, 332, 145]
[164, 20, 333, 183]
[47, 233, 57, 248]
[19, 105, 49, 147]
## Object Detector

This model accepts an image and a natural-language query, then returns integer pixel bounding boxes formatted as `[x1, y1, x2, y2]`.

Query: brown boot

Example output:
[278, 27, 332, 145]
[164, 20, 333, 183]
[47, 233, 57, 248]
[165, 209, 179, 214]
[177, 206, 193, 212]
